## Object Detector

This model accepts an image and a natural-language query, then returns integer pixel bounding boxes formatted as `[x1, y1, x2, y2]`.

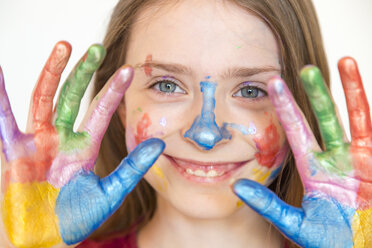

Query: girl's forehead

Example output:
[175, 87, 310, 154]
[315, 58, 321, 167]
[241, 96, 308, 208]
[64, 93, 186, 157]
[127, 0, 279, 70]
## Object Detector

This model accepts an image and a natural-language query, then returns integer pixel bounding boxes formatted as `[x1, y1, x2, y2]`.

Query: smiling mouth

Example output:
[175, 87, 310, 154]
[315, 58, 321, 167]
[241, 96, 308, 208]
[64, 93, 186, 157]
[164, 155, 251, 182]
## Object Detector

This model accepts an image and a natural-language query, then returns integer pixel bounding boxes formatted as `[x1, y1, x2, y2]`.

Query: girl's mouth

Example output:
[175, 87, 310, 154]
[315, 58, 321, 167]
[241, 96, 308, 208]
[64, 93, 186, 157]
[164, 155, 251, 183]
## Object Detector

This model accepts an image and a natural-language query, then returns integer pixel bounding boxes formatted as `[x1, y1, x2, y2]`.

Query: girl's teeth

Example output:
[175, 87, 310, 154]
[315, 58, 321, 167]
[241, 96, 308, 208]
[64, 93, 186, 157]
[185, 168, 223, 177]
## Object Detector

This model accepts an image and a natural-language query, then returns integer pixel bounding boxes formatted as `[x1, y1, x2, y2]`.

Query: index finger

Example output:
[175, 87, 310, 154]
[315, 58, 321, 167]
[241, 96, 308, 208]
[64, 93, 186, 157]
[0, 67, 21, 148]
[338, 57, 372, 147]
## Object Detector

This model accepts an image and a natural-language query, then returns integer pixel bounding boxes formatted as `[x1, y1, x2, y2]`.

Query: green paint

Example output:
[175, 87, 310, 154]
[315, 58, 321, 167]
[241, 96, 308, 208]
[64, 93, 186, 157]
[57, 128, 91, 152]
[95, 96, 99, 101]
[137, 107, 142, 112]
[300, 66, 344, 151]
[54, 44, 106, 151]
[236, 45, 242, 49]
[316, 143, 352, 176]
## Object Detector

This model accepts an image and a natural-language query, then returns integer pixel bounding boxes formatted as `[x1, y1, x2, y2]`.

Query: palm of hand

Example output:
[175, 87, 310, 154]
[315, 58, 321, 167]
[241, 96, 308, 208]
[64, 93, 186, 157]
[1, 42, 164, 248]
[234, 58, 372, 248]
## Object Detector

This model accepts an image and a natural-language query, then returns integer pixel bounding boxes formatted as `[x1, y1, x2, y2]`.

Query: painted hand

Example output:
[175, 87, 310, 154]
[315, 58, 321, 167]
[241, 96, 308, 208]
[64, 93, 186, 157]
[0, 42, 165, 248]
[233, 57, 372, 248]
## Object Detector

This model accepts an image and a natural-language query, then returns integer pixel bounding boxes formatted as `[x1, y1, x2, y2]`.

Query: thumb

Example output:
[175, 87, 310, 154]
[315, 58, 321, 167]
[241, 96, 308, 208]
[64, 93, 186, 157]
[100, 138, 165, 212]
[233, 179, 304, 241]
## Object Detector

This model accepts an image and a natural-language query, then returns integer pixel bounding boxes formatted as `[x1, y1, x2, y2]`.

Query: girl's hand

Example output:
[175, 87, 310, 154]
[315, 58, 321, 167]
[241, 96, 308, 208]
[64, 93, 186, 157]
[233, 57, 372, 248]
[0, 41, 164, 248]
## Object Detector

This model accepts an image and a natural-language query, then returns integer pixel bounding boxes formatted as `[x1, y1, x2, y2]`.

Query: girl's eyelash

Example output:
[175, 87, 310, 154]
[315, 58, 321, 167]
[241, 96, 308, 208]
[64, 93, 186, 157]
[233, 82, 268, 100]
[148, 77, 186, 96]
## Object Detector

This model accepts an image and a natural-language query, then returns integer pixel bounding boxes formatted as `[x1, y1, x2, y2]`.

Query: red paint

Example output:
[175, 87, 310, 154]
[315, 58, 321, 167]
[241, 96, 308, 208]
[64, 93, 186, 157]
[253, 122, 281, 168]
[135, 113, 152, 145]
[144, 55, 152, 77]
[353, 146, 372, 209]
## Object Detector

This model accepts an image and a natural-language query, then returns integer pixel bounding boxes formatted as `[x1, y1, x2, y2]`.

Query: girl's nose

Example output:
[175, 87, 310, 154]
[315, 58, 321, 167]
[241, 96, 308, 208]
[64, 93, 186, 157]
[184, 81, 230, 150]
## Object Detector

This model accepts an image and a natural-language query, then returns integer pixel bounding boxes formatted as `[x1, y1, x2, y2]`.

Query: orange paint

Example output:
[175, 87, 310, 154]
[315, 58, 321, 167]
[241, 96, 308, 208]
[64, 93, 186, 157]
[5, 127, 59, 184]
[135, 113, 152, 145]
[253, 122, 281, 168]
[144, 54, 152, 76]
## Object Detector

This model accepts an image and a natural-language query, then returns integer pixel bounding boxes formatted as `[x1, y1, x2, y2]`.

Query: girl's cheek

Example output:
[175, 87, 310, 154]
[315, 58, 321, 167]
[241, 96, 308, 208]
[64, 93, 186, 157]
[125, 110, 172, 151]
[248, 113, 289, 184]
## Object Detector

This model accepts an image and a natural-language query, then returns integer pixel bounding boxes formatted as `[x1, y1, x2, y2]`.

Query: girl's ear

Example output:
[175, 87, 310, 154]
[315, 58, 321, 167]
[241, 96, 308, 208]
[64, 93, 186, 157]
[117, 98, 126, 128]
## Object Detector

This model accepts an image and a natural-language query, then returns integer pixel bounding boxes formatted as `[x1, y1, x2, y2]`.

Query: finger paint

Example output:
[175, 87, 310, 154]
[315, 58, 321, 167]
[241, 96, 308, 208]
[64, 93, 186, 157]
[251, 168, 272, 184]
[353, 208, 372, 246]
[32, 42, 71, 131]
[338, 57, 372, 148]
[0, 67, 22, 161]
[152, 163, 167, 190]
[160, 117, 167, 127]
[135, 113, 152, 145]
[55, 45, 105, 138]
[144, 54, 153, 76]
[222, 121, 256, 135]
[2, 182, 61, 248]
[184, 81, 231, 150]
[253, 121, 281, 168]
[300, 66, 344, 150]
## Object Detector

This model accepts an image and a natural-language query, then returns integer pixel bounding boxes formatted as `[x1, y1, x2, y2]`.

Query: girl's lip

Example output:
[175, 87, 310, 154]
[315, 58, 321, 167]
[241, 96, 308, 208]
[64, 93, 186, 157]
[164, 154, 251, 183]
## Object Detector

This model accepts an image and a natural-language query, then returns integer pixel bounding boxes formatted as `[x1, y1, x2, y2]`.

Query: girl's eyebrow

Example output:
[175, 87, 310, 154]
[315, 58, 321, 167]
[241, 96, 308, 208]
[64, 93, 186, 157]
[134, 61, 280, 78]
[134, 61, 192, 75]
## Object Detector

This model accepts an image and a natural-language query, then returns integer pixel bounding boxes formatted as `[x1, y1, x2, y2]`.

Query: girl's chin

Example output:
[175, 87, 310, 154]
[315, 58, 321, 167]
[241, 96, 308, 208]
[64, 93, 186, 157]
[157, 190, 246, 220]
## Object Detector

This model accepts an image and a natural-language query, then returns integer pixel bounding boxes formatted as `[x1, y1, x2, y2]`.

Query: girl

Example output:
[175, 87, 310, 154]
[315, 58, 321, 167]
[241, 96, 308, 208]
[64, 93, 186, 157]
[1, 0, 371, 247]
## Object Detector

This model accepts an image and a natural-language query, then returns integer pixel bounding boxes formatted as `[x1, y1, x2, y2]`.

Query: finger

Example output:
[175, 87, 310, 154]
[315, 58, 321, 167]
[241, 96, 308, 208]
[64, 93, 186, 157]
[338, 57, 372, 147]
[80, 65, 133, 146]
[100, 138, 165, 212]
[0, 67, 21, 148]
[31, 41, 71, 131]
[233, 179, 303, 244]
[54, 44, 105, 131]
[300, 66, 344, 150]
[268, 77, 321, 168]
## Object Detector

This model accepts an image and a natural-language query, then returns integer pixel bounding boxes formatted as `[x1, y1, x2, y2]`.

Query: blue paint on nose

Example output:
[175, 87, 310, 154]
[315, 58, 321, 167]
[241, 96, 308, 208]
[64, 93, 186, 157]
[184, 81, 231, 150]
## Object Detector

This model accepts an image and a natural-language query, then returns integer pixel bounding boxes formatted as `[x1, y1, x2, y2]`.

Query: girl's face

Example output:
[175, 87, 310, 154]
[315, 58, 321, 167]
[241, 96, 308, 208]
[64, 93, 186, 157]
[122, 0, 288, 219]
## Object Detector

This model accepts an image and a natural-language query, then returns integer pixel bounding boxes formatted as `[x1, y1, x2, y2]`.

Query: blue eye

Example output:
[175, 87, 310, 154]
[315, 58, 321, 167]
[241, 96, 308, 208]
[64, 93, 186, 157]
[152, 80, 185, 94]
[234, 85, 266, 98]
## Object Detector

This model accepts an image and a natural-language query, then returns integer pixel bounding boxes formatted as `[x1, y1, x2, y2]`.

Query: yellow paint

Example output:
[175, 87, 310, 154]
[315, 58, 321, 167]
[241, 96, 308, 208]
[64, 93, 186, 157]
[1, 182, 62, 248]
[353, 208, 372, 247]
[236, 200, 244, 208]
[252, 168, 271, 184]
[152, 164, 167, 190]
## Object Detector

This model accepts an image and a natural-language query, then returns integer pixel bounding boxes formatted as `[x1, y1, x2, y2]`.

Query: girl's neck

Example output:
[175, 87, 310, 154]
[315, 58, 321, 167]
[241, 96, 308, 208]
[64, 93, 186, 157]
[137, 194, 283, 248]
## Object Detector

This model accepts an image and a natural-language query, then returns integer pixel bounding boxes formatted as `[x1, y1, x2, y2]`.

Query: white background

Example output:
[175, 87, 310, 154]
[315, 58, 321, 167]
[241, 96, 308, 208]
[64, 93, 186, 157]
[0, 0, 371, 139]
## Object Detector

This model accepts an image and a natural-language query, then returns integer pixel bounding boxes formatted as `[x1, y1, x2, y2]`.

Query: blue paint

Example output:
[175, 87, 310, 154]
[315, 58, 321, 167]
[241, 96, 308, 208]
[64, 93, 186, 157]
[233, 179, 354, 248]
[268, 165, 282, 180]
[221, 121, 256, 136]
[184, 81, 231, 150]
[56, 138, 165, 244]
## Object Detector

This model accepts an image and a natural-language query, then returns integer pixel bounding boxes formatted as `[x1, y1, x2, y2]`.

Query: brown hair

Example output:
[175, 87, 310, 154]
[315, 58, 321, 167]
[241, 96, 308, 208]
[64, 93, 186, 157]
[91, 0, 329, 247]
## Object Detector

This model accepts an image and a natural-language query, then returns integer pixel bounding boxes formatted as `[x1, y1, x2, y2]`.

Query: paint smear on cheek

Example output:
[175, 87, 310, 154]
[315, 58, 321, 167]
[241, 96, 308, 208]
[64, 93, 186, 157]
[152, 163, 167, 191]
[159, 117, 167, 127]
[135, 113, 152, 145]
[253, 122, 281, 168]
[1, 182, 61, 248]
[144, 55, 152, 77]
[236, 200, 244, 208]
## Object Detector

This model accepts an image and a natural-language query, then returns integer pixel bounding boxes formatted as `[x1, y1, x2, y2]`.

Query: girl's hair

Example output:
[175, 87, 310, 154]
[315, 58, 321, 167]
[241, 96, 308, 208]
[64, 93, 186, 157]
[91, 0, 329, 247]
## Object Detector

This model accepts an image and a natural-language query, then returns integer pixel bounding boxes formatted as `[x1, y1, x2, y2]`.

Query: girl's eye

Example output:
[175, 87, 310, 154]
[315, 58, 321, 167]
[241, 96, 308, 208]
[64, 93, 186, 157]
[152, 80, 185, 94]
[233, 85, 267, 99]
